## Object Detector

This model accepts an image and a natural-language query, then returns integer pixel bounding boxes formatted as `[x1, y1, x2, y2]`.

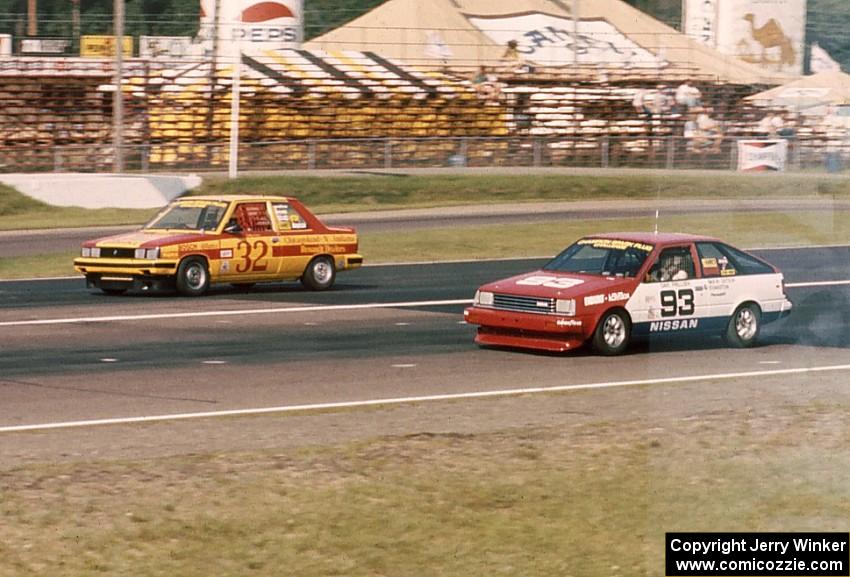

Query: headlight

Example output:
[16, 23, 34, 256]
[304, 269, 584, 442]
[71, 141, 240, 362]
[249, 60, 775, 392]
[81, 247, 100, 258]
[135, 247, 160, 259]
[475, 290, 494, 306]
[555, 298, 575, 316]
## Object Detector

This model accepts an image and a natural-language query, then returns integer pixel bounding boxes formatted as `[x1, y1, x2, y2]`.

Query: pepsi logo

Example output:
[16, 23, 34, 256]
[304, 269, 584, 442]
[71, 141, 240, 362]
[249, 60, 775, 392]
[241, 1, 295, 22]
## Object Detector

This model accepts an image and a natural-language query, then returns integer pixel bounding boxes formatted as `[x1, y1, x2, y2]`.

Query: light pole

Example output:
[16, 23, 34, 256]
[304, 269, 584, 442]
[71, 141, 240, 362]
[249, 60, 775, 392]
[113, 0, 124, 172]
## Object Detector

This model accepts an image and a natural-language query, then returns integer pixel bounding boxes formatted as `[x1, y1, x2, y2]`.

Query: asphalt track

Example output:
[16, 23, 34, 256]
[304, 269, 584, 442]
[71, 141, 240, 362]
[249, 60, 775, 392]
[1, 244, 850, 463]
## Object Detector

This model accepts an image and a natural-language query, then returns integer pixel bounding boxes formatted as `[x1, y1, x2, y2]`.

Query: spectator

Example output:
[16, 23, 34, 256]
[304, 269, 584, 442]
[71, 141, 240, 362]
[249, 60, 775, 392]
[696, 107, 724, 153]
[675, 81, 701, 111]
[500, 40, 532, 74]
[471, 66, 501, 101]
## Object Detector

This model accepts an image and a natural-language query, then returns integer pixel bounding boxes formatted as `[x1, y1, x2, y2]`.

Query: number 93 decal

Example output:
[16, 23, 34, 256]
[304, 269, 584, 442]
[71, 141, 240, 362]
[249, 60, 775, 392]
[516, 275, 585, 289]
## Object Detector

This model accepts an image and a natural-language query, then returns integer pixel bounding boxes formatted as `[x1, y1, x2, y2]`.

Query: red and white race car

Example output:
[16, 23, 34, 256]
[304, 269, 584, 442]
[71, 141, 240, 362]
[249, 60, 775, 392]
[464, 233, 792, 355]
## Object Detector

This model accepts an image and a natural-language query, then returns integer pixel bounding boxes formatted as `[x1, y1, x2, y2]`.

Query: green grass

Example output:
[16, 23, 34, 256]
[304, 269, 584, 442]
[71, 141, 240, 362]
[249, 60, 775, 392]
[3, 172, 850, 231]
[2, 378, 848, 577]
[3, 211, 847, 279]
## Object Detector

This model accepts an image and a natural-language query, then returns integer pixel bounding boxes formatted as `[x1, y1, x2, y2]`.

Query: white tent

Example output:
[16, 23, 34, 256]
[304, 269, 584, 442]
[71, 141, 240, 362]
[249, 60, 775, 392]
[745, 70, 850, 112]
[306, 0, 790, 84]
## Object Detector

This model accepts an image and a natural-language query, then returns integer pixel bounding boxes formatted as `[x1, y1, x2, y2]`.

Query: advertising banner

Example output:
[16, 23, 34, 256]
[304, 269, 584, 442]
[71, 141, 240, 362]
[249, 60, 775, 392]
[683, 0, 806, 75]
[139, 36, 194, 58]
[737, 139, 788, 171]
[198, 0, 302, 59]
[80, 36, 133, 58]
[466, 13, 665, 67]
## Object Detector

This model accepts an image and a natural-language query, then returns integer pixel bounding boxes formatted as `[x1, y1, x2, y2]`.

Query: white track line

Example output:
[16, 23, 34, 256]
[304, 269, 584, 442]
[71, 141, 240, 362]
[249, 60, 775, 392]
[0, 299, 472, 327]
[3, 364, 850, 433]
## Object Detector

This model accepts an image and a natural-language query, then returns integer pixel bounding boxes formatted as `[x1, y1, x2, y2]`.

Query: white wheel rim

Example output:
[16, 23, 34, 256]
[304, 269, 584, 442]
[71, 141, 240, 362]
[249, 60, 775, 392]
[314, 261, 332, 284]
[603, 315, 626, 348]
[736, 308, 757, 340]
[187, 264, 206, 289]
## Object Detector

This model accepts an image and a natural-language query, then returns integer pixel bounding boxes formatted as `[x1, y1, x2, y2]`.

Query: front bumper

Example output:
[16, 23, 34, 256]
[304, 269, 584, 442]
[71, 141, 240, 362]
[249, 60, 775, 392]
[464, 306, 591, 352]
[74, 258, 178, 293]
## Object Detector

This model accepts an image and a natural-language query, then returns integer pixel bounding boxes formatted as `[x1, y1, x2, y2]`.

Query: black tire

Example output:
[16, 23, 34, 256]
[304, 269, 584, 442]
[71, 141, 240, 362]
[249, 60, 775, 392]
[724, 303, 761, 348]
[592, 309, 631, 356]
[176, 257, 210, 297]
[300, 256, 336, 291]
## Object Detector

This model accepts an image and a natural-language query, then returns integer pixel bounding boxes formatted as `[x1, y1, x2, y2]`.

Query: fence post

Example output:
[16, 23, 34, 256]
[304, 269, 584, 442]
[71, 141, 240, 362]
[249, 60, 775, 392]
[601, 136, 610, 169]
[53, 147, 63, 172]
[141, 144, 150, 172]
[729, 138, 737, 171]
[666, 135, 675, 170]
[308, 139, 316, 170]
[533, 138, 542, 167]
[384, 139, 392, 169]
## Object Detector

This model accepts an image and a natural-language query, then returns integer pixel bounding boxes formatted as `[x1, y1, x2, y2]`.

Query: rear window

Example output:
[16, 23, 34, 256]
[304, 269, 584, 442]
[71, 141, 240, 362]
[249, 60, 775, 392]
[696, 242, 774, 277]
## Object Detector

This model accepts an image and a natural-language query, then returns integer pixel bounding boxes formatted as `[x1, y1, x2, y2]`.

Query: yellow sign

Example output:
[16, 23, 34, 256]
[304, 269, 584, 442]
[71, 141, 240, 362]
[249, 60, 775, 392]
[80, 36, 133, 57]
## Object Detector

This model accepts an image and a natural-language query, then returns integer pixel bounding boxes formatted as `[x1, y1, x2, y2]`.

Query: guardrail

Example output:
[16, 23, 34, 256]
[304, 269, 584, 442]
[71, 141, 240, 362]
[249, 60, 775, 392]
[2, 135, 847, 174]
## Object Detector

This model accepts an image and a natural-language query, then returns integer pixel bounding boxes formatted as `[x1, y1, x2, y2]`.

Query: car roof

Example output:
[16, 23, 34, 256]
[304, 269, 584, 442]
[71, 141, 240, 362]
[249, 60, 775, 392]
[586, 232, 721, 245]
[176, 194, 293, 203]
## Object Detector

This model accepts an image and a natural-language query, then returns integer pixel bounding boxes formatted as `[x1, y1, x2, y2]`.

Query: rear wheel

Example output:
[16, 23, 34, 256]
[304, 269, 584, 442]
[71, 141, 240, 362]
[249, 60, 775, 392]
[592, 309, 631, 356]
[301, 256, 335, 291]
[176, 257, 210, 297]
[725, 303, 761, 348]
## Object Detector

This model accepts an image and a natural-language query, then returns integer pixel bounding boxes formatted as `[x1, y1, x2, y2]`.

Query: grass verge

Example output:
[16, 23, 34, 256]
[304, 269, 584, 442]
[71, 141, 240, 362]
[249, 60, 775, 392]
[4, 210, 847, 279]
[2, 172, 850, 231]
[2, 378, 848, 577]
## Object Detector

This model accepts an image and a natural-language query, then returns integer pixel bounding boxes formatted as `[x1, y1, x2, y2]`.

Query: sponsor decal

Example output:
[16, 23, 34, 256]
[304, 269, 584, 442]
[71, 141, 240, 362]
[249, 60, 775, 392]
[584, 294, 605, 307]
[241, 1, 294, 22]
[608, 291, 630, 302]
[220, 249, 234, 259]
[649, 319, 699, 332]
[556, 318, 583, 328]
[516, 275, 585, 289]
[577, 238, 653, 252]
[220, 261, 230, 273]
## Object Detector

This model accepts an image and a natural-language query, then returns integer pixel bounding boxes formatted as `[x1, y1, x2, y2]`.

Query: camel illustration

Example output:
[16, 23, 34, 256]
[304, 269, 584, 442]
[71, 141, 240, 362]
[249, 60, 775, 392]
[740, 13, 796, 67]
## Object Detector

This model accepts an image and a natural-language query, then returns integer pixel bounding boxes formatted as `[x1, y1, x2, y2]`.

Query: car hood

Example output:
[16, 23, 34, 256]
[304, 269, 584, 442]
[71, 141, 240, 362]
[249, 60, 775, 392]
[85, 230, 208, 249]
[480, 270, 639, 299]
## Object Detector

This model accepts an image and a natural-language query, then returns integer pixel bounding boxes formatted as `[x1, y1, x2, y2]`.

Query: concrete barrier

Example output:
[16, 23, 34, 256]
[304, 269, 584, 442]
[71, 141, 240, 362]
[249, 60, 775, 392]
[0, 173, 202, 209]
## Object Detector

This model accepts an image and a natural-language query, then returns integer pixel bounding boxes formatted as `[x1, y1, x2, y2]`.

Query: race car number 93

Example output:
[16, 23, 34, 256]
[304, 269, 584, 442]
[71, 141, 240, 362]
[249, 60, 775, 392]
[660, 289, 694, 317]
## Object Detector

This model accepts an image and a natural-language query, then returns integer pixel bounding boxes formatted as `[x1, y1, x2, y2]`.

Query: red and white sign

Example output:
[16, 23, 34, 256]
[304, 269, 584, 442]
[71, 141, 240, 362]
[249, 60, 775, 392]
[198, 0, 302, 58]
[737, 139, 788, 172]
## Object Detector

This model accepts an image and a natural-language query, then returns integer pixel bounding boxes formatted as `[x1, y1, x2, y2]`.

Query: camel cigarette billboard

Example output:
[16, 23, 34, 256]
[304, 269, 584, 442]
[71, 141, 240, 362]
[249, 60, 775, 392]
[683, 0, 806, 75]
[198, 0, 302, 59]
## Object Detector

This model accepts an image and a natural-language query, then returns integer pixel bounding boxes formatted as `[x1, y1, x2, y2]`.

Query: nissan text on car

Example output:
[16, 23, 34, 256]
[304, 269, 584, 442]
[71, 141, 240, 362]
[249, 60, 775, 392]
[464, 233, 792, 355]
[74, 195, 363, 296]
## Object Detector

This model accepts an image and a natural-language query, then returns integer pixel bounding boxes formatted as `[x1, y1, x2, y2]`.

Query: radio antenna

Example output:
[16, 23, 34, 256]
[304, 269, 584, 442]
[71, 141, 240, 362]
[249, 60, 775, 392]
[654, 209, 659, 234]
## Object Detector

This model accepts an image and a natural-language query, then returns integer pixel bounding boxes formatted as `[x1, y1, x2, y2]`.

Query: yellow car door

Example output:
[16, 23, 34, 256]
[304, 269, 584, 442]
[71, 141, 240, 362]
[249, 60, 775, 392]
[218, 201, 282, 281]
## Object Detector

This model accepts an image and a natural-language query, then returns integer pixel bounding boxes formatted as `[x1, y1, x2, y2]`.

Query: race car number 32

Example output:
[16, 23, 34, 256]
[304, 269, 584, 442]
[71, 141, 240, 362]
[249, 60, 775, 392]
[236, 240, 269, 273]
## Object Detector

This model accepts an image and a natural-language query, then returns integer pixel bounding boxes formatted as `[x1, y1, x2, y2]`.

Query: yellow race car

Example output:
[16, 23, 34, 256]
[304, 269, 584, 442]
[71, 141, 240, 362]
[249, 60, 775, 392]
[73, 195, 363, 296]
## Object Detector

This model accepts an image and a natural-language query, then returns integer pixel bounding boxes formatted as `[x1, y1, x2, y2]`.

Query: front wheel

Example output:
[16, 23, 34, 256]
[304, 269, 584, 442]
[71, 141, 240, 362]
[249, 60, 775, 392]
[592, 309, 631, 356]
[176, 257, 210, 297]
[301, 256, 336, 291]
[725, 303, 761, 348]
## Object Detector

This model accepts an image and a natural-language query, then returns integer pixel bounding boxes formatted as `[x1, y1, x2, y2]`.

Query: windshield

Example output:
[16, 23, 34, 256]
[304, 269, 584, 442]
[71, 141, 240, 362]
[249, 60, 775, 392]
[543, 238, 654, 278]
[145, 201, 228, 231]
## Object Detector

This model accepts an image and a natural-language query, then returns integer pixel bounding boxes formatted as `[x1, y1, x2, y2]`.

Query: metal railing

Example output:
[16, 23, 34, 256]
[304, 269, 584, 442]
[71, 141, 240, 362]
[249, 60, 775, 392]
[5, 135, 845, 174]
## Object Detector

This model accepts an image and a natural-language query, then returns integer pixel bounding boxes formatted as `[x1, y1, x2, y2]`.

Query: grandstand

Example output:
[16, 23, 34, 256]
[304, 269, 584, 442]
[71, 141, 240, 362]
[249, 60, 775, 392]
[0, 0, 844, 173]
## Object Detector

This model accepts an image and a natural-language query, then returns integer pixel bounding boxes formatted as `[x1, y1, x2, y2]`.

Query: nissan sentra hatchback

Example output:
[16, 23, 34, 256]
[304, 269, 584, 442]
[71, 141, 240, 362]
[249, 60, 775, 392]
[464, 233, 792, 355]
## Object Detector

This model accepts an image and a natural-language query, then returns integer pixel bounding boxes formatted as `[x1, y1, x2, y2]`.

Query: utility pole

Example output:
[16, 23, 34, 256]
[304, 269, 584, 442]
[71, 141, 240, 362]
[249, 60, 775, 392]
[27, 0, 37, 36]
[113, 0, 125, 172]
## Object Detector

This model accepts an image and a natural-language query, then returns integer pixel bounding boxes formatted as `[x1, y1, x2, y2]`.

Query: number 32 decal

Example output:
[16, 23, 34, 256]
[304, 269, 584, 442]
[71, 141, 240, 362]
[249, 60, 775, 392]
[660, 289, 694, 317]
[236, 240, 269, 273]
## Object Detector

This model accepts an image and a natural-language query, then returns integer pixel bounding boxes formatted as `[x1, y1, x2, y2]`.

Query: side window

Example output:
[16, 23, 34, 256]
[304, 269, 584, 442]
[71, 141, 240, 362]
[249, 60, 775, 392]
[234, 202, 273, 233]
[272, 202, 309, 231]
[646, 247, 696, 282]
[721, 244, 774, 275]
[696, 242, 728, 278]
